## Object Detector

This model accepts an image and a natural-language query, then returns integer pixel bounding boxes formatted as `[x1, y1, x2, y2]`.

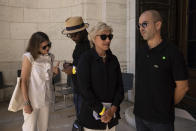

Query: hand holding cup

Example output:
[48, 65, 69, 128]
[63, 60, 71, 69]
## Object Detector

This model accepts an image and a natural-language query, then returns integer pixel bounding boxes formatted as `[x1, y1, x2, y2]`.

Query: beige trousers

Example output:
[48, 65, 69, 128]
[22, 105, 49, 131]
[84, 126, 116, 131]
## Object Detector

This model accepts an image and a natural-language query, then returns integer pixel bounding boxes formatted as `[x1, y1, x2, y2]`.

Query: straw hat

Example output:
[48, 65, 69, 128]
[62, 16, 89, 35]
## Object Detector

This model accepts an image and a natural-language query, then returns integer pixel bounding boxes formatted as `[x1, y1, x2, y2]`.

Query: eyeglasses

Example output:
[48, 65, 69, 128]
[137, 22, 148, 29]
[97, 34, 113, 41]
[42, 42, 51, 50]
[66, 32, 79, 38]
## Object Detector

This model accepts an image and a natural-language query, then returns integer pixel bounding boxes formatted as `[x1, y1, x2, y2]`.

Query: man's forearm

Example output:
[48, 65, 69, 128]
[174, 80, 189, 104]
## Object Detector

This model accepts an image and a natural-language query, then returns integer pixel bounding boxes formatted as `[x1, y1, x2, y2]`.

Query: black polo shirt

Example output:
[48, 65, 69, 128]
[134, 40, 188, 123]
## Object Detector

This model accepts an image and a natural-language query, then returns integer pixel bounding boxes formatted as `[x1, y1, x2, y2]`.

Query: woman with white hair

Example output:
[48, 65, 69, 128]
[77, 22, 124, 131]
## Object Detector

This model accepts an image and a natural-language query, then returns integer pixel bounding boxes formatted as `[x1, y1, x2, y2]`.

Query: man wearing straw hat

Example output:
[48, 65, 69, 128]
[62, 16, 90, 131]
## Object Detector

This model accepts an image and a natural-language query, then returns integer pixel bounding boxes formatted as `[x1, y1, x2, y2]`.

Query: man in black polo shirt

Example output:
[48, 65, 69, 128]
[62, 16, 90, 131]
[134, 10, 189, 131]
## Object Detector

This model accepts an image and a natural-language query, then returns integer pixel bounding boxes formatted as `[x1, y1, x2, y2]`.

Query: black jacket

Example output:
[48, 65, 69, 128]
[77, 48, 124, 129]
[72, 37, 90, 93]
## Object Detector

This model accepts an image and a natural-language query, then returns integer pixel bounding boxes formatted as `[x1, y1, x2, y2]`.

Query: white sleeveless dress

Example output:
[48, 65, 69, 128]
[23, 52, 54, 108]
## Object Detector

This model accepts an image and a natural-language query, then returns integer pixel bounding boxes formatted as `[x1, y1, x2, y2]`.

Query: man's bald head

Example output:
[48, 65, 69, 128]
[139, 10, 162, 41]
[141, 10, 162, 23]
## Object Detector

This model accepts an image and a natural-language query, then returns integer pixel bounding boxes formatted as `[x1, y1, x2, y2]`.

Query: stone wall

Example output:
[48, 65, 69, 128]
[0, 0, 84, 85]
[0, 0, 136, 88]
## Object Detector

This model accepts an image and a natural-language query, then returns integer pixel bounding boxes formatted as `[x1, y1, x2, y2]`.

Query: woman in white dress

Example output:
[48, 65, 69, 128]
[20, 32, 59, 131]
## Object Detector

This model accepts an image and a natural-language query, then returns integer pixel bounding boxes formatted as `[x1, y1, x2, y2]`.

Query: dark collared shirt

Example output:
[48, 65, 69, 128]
[134, 40, 188, 123]
[72, 37, 90, 93]
[77, 48, 124, 129]
[72, 37, 90, 67]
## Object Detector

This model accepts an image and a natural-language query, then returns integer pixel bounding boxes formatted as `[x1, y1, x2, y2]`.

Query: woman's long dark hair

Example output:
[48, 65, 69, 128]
[26, 32, 50, 60]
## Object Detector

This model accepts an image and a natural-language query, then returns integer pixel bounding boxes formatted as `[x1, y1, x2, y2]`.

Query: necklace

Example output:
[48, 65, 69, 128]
[101, 54, 106, 59]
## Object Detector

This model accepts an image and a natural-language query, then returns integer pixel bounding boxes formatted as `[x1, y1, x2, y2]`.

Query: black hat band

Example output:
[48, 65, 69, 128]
[66, 23, 85, 31]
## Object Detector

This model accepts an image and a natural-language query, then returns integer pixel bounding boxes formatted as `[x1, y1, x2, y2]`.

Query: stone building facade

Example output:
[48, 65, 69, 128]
[0, 0, 135, 90]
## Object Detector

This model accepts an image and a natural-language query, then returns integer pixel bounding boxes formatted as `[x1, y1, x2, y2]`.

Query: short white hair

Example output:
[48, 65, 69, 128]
[88, 22, 113, 46]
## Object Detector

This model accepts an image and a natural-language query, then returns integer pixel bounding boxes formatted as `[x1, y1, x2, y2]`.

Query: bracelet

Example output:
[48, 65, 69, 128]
[99, 106, 106, 116]
[23, 100, 31, 106]
[72, 66, 76, 74]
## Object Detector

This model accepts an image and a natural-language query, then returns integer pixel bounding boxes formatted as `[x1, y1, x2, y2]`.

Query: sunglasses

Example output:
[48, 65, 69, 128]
[42, 42, 51, 50]
[137, 22, 148, 29]
[98, 34, 113, 41]
[66, 32, 80, 38]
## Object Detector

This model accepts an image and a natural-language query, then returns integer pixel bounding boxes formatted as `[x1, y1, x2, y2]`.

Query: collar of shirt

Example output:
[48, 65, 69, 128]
[75, 37, 90, 51]
[144, 39, 168, 53]
[91, 47, 113, 62]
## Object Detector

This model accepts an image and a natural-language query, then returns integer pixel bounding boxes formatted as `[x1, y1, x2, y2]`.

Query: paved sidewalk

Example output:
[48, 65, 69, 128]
[0, 99, 133, 131]
[1, 99, 195, 131]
